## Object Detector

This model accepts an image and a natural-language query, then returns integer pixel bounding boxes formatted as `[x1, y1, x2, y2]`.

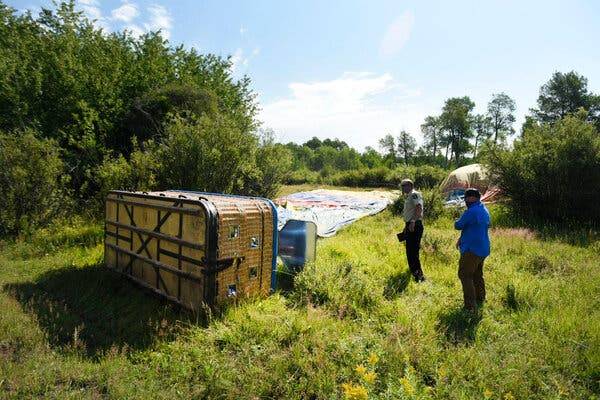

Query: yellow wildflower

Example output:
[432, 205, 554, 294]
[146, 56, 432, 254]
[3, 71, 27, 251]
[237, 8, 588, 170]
[363, 371, 377, 384]
[504, 392, 515, 400]
[438, 366, 447, 380]
[368, 353, 379, 366]
[355, 364, 367, 376]
[342, 383, 368, 400]
[484, 388, 493, 399]
[400, 377, 415, 396]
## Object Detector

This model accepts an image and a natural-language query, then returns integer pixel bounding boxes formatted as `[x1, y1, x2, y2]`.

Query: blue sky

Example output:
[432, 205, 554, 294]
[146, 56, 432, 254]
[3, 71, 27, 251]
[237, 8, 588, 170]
[12, 0, 600, 150]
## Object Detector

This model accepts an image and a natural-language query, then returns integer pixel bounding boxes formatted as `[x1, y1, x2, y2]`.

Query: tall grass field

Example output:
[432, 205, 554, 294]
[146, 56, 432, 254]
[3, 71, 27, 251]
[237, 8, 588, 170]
[0, 199, 598, 399]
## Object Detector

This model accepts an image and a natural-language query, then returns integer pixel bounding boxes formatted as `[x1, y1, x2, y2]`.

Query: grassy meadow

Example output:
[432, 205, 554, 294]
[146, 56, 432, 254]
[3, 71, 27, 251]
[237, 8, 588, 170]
[0, 193, 599, 399]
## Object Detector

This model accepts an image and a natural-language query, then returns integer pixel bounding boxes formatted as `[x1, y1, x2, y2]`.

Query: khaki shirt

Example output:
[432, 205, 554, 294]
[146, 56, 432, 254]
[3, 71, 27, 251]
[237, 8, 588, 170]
[403, 189, 424, 222]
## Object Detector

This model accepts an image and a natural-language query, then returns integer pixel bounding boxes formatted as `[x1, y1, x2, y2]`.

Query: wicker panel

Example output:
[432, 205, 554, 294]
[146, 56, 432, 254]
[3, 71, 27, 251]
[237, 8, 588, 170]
[105, 191, 275, 308]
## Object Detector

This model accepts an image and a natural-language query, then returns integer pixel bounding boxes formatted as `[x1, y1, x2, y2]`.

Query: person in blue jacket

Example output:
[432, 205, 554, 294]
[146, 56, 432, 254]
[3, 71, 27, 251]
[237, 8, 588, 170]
[454, 188, 491, 311]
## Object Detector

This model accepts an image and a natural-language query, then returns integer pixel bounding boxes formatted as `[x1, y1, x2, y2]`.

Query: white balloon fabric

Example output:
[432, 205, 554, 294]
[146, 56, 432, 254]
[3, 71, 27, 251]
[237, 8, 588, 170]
[275, 189, 396, 237]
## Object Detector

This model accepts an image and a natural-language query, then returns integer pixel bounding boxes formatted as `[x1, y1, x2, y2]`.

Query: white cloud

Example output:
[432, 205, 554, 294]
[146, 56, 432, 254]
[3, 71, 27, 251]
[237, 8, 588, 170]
[230, 48, 248, 73]
[144, 4, 172, 39]
[124, 23, 145, 37]
[230, 47, 261, 74]
[74, 1, 174, 39]
[260, 72, 426, 150]
[240, 25, 246, 35]
[380, 11, 415, 57]
[77, 0, 110, 31]
[111, 1, 139, 22]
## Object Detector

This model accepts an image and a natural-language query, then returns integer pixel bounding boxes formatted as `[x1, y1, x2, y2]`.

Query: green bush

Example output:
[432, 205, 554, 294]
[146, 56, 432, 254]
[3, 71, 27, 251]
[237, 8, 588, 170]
[96, 119, 292, 201]
[485, 112, 600, 225]
[0, 131, 67, 236]
[326, 167, 389, 187]
[122, 84, 219, 149]
[96, 142, 159, 207]
[154, 114, 257, 193]
[323, 165, 448, 188]
[244, 140, 293, 199]
[0, 4, 258, 209]
[386, 164, 448, 189]
[284, 168, 319, 185]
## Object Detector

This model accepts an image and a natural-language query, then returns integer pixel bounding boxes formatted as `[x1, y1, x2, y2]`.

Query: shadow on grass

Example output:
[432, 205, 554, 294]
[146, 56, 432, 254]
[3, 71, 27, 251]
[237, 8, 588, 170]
[437, 307, 482, 345]
[383, 270, 412, 299]
[275, 265, 305, 294]
[3, 263, 200, 358]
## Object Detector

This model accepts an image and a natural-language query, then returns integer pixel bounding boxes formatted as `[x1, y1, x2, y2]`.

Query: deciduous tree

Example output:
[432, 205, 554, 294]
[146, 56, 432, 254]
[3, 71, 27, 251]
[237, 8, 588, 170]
[487, 93, 516, 143]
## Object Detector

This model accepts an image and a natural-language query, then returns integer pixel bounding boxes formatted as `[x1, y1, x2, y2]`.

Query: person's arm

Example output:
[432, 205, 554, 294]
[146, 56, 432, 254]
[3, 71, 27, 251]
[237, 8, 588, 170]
[408, 203, 423, 232]
[408, 195, 423, 232]
[415, 203, 423, 219]
[454, 208, 472, 230]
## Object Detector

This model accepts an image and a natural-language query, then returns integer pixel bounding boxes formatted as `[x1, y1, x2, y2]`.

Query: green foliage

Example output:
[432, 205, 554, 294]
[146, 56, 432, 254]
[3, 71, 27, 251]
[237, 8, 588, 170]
[0, 1, 258, 206]
[0, 200, 599, 398]
[245, 131, 293, 198]
[421, 116, 443, 158]
[396, 130, 417, 164]
[285, 168, 320, 185]
[487, 92, 516, 144]
[0, 130, 67, 235]
[293, 261, 382, 318]
[121, 83, 219, 151]
[155, 114, 257, 193]
[320, 165, 448, 189]
[286, 139, 363, 172]
[96, 142, 159, 206]
[440, 96, 476, 166]
[531, 70, 600, 128]
[485, 112, 600, 225]
[327, 167, 391, 187]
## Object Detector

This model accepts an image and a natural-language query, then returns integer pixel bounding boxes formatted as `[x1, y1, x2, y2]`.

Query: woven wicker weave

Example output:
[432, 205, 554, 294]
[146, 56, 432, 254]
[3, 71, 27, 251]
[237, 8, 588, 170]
[104, 190, 276, 310]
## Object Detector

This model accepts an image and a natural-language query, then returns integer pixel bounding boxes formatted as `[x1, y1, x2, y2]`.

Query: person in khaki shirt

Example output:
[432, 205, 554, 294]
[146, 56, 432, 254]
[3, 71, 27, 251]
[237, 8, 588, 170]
[400, 179, 425, 282]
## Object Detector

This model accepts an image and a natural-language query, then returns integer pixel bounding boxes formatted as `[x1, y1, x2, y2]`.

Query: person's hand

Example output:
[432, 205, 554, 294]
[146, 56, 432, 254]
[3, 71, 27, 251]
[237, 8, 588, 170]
[408, 221, 415, 232]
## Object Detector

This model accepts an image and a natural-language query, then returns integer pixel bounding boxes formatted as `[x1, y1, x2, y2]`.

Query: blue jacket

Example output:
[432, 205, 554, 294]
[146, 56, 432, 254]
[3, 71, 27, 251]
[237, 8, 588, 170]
[454, 201, 491, 257]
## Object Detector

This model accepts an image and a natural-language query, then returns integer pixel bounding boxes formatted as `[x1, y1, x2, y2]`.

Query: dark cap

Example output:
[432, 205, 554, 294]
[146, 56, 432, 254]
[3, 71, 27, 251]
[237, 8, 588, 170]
[465, 188, 481, 198]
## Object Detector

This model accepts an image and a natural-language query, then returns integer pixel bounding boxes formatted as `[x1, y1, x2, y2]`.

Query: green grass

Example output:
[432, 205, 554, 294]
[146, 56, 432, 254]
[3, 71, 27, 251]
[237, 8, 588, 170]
[0, 199, 599, 399]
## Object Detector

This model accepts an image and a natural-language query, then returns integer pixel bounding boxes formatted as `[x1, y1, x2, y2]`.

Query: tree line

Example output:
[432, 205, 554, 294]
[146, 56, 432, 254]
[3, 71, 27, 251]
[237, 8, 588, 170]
[378, 72, 600, 168]
[0, 1, 598, 235]
[0, 1, 289, 235]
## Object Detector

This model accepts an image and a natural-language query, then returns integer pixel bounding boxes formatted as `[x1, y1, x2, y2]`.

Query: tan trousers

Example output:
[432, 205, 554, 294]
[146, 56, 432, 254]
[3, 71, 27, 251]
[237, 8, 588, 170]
[458, 251, 486, 310]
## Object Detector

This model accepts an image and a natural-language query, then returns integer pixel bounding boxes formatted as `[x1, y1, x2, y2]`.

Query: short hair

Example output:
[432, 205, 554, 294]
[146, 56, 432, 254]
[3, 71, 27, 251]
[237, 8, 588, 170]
[465, 188, 481, 199]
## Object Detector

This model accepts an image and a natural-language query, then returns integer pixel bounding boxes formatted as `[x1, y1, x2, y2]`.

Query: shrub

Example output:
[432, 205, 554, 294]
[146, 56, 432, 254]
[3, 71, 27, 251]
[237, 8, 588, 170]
[485, 111, 600, 225]
[96, 141, 159, 207]
[284, 168, 320, 185]
[121, 84, 219, 150]
[325, 165, 448, 188]
[244, 140, 293, 198]
[0, 131, 67, 236]
[155, 114, 258, 193]
[386, 164, 448, 189]
[326, 167, 390, 187]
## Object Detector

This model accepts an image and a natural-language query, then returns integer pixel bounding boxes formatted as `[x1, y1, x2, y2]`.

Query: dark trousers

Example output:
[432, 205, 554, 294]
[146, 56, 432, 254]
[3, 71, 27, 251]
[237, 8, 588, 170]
[458, 251, 486, 310]
[404, 220, 424, 279]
